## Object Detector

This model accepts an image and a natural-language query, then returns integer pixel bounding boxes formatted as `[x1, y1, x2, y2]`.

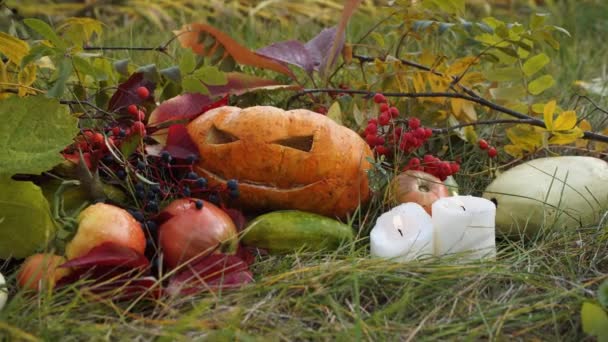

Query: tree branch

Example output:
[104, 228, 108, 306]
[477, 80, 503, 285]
[286, 88, 608, 144]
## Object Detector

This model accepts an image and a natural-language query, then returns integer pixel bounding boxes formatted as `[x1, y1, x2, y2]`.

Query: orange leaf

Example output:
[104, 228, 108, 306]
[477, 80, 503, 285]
[175, 23, 294, 77]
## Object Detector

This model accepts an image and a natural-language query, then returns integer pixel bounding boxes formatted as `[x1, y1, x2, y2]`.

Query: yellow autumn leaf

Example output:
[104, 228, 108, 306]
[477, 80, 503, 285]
[17, 64, 37, 96]
[506, 124, 543, 151]
[543, 100, 556, 130]
[0, 32, 30, 64]
[504, 144, 524, 158]
[446, 56, 478, 76]
[552, 110, 577, 130]
[576, 119, 592, 148]
[594, 128, 608, 152]
[549, 128, 584, 145]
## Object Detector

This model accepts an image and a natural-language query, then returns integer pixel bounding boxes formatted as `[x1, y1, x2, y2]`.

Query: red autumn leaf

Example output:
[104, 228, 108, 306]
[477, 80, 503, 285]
[108, 72, 156, 112]
[85, 276, 163, 301]
[61, 242, 150, 270]
[166, 254, 253, 296]
[235, 244, 256, 266]
[222, 208, 247, 232]
[163, 124, 200, 159]
[174, 23, 294, 77]
[148, 94, 227, 127]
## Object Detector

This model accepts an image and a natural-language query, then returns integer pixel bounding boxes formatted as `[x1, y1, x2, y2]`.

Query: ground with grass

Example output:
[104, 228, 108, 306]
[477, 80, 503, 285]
[1, 0, 607, 340]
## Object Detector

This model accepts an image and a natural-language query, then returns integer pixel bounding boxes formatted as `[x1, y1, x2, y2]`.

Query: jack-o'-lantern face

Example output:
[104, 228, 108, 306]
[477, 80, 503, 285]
[187, 106, 373, 217]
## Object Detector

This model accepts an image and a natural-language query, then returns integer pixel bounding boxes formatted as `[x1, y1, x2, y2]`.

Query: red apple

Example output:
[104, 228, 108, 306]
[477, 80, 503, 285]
[159, 199, 238, 270]
[17, 253, 71, 291]
[390, 170, 449, 215]
[65, 203, 146, 260]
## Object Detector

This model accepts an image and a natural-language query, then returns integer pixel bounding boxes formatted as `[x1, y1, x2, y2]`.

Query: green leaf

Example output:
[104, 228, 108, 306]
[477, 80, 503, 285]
[489, 85, 527, 100]
[57, 17, 103, 47]
[73, 56, 107, 81]
[21, 44, 57, 68]
[523, 53, 550, 77]
[47, 58, 72, 98]
[581, 302, 608, 341]
[23, 18, 65, 49]
[182, 76, 209, 94]
[483, 67, 521, 82]
[0, 95, 79, 176]
[0, 32, 30, 64]
[0, 178, 55, 259]
[160, 66, 182, 83]
[528, 74, 555, 95]
[193, 66, 227, 86]
[530, 13, 547, 30]
[599, 280, 608, 310]
[179, 49, 197, 74]
[327, 101, 343, 125]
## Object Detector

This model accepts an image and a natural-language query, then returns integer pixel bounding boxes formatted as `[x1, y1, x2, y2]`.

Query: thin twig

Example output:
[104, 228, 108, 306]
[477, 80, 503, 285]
[432, 119, 539, 133]
[83, 46, 167, 52]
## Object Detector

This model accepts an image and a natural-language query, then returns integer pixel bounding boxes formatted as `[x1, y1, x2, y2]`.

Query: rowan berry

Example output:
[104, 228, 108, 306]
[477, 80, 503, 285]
[478, 139, 489, 150]
[136, 86, 150, 100]
[488, 147, 497, 158]
[373, 93, 387, 104]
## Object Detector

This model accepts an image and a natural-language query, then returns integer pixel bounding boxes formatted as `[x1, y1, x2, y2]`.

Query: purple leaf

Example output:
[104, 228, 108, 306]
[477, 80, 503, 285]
[167, 254, 253, 296]
[256, 40, 319, 74]
[108, 72, 156, 112]
[304, 26, 344, 74]
[148, 94, 226, 127]
[163, 124, 200, 159]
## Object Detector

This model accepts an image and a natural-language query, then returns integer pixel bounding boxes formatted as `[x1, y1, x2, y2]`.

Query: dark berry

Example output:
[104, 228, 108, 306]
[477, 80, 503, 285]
[227, 179, 238, 190]
[229, 189, 240, 198]
[116, 169, 127, 179]
[147, 191, 157, 200]
[195, 199, 204, 210]
[182, 186, 191, 197]
[102, 154, 113, 164]
[208, 194, 220, 205]
[196, 177, 208, 188]
[186, 154, 197, 164]
[132, 210, 145, 222]
[187, 171, 198, 180]
[136, 86, 150, 100]
[135, 189, 146, 200]
[119, 128, 127, 137]
[136, 160, 146, 171]
[145, 220, 158, 235]
[151, 184, 161, 193]
[160, 151, 172, 163]
[135, 182, 145, 191]
[146, 201, 159, 213]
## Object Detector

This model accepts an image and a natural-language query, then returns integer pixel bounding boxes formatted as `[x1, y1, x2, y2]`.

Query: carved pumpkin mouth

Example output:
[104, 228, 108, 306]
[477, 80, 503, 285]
[195, 166, 323, 192]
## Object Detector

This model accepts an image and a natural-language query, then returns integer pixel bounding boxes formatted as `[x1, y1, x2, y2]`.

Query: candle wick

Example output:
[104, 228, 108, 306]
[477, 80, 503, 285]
[397, 229, 404, 237]
[460, 206, 466, 211]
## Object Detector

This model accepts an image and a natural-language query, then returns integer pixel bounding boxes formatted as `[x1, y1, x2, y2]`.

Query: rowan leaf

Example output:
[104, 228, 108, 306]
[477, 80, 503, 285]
[0, 32, 30, 64]
[553, 110, 577, 131]
[528, 74, 555, 95]
[522, 53, 550, 77]
[174, 23, 293, 77]
[326, 101, 343, 124]
[23, 18, 65, 49]
[543, 100, 557, 130]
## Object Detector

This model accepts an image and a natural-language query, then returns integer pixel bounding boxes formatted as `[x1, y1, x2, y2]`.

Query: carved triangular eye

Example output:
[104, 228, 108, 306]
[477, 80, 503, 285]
[206, 125, 239, 144]
[272, 135, 314, 152]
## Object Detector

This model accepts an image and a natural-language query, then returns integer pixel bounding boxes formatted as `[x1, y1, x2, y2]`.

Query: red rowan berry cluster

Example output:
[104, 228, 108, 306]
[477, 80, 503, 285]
[364, 93, 460, 181]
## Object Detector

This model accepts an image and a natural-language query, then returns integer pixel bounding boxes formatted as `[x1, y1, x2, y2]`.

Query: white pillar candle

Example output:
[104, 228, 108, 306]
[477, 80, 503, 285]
[0, 272, 7, 311]
[432, 196, 496, 260]
[370, 203, 434, 262]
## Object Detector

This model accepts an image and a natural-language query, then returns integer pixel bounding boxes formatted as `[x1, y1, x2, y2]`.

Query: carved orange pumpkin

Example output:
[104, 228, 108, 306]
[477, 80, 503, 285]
[187, 106, 373, 217]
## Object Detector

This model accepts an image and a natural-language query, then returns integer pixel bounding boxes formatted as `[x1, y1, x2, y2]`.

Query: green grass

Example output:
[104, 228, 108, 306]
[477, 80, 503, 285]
[1, 0, 608, 340]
